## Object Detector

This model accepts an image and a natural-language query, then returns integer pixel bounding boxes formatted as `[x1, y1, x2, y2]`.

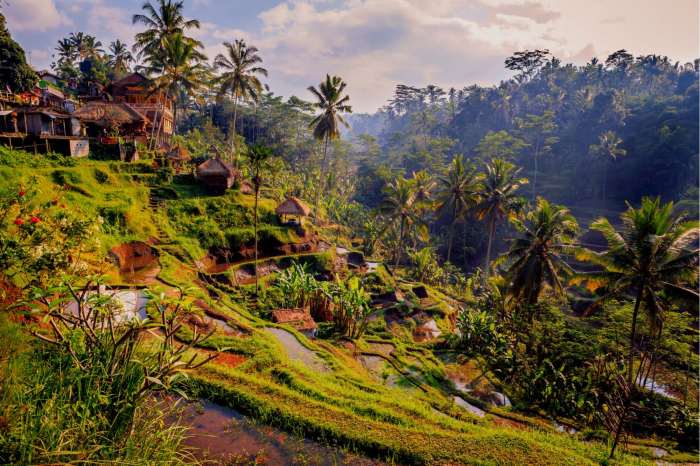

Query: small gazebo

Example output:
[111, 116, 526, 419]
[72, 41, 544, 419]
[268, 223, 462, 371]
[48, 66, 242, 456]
[275, 197, 311, 224]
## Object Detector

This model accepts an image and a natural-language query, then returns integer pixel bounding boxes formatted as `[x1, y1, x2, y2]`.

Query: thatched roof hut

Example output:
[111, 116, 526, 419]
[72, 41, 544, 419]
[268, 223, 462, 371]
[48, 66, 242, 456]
[195, 157, 238, 194]
[73, 102, 148, 138]
[73, 102, 148, 128]
[271, 308, 317, 334]
[276, 197, 311, 221]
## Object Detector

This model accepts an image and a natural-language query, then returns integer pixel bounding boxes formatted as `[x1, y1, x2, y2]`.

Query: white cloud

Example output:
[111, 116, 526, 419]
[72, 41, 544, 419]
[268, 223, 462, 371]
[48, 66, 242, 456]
[5, 0, 71, 31]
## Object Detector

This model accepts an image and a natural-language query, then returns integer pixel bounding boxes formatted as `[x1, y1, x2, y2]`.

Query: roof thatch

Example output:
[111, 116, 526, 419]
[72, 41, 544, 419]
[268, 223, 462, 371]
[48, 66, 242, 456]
[73, 102, 148, 127]
[167, 144, 190, 161]
[271, 309, 317, 331]
[196, 157, 235, 177]
[276, 197, 311, 217]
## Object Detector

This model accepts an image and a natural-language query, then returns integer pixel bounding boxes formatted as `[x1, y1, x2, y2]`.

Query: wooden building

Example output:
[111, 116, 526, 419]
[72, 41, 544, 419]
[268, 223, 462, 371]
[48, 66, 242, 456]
[105, 73, 174, 145]
[195, 157, 238, 194]
[0, 107, 88, 157]
[72, 101, 149, 142]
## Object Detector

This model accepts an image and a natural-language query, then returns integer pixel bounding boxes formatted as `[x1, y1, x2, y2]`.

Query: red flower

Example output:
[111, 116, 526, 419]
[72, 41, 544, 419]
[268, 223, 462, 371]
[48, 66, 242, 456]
[29, 216, 40, 224]
[51, 198, 59, 205]
[14, 218, 24, 225]
[18, 190, 25, 197]
[60, 204, 66, 209]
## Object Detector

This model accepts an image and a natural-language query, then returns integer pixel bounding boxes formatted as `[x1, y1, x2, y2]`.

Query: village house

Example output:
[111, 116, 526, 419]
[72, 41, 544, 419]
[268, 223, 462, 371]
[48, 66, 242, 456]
[0, 106, 88, 156]
[105, 72, 174, 146]
[72, 101, 149, 142]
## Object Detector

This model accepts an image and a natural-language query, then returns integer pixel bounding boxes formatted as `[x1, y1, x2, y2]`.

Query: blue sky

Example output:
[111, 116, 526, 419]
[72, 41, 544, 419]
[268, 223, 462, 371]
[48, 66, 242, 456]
[5, 0, 699, 112]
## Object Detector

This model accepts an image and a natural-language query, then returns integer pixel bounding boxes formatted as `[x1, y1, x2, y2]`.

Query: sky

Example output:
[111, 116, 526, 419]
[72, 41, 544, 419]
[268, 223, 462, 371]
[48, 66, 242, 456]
[5, 0, 699, 112]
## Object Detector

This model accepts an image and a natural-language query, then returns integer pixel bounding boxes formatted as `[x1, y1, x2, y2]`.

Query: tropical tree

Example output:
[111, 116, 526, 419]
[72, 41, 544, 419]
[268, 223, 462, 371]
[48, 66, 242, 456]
[379, 176, 422, 267]
[0, 13, 37, 91]
[107, 39, 133, 76]
[141, 33, 206, 143]
[474, 158, 528, 276]
[499, 198, 579, 306]
[308, 75, 352, 216]
[132, 0, 202, 59]
[474, 130, 527, 162]
[214, 39, 268, 163]
[435, 157, 481, 262]
[589, 130, 626, 200]
[573, 198, 699, 385]
[69, 32, 103, 60]
[514, 111, 558, 199]
[246, 144, 274, 294]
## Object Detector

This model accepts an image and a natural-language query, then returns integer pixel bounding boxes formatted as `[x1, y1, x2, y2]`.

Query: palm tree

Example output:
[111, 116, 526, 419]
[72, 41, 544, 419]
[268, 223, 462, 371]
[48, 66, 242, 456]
[108, 40, 133, 76]
[132, 0, 202, 59]
[308, 75, 352, 217]
[589, 130, 626, 200]
[474, 158, 528, 277]
[214, 39, 268, 164]
[436, 157, 481, 262]
[379, 176, 420, 267]
[573, 198, 699, 386]
[69, 32, 103, 60]
[499, 198, 579, 306]
[246, 144, 274, 294]
[141, 33, 206, 142]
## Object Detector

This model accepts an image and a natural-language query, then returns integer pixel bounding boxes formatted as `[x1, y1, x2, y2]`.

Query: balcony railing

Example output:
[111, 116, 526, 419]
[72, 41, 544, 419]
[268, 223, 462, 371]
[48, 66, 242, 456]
[125, 103, 173, 118]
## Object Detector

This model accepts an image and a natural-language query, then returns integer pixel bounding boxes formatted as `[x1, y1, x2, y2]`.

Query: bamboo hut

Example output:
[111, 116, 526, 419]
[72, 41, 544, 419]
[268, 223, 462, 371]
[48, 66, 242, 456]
[275, 197, 312, 224]
[195, 157, 238, 194]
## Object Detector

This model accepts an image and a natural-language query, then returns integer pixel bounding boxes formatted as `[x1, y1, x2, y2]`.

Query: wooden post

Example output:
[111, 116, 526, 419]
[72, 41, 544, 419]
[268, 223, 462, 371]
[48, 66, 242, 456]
[45, 138, 50, 153]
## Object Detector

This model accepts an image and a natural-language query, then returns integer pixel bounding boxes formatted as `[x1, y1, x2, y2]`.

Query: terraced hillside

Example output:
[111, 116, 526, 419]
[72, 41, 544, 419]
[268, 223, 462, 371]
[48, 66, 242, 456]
[0, 152, 684, 465]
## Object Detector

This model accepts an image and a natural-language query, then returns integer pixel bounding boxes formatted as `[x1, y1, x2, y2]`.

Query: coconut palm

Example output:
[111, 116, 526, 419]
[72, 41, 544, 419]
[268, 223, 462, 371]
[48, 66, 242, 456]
[307, 75, 352, 216]
[474, 158, 528, 276]
[141, 33, 206, 142]
[107, 40, 133, 76]
[379, 176, 423, 267]
[573, 198, 699, 385]
[246, 144, 274, 294]
[436, 157, 482, 262]
[589, 130, 626, 200]
[214, 39, 268, 163]
[132, 0, 203, 59]
[499, 198, 579, 306]
[69, 32, 103, 60]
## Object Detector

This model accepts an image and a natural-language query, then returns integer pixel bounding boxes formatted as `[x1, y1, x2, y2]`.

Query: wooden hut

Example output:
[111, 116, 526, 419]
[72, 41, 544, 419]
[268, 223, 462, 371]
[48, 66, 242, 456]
[167, 144, 191, 172]
[276, 197, 312, 224]
[271, 308, 317, 337]
[72, 101, 149, 141]
[195, 157, 237, 194]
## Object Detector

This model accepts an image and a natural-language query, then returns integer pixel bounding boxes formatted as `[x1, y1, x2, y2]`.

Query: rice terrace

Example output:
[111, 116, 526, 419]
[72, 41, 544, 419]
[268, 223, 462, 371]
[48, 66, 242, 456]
[0, 0, 697, 465]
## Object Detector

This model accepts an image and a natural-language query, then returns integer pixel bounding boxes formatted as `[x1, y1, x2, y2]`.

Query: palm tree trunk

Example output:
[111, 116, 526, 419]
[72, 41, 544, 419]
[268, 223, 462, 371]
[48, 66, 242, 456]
[254, 184, 260, 295]
[395, 216, 405, 268]
[231, 95, 239, 167]
[628, 285, 644, 385]
[314, 135, 329, 222]
[447, 223, 454, 263]
[485, 215, 496, 277]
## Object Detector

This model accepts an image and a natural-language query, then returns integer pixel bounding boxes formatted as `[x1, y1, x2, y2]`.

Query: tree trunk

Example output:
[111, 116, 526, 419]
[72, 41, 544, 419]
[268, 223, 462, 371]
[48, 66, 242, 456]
[484, 215, 496, 277]
[532, 139, 540, 199]
[395, 216, 406, 268]
[446, 223, 454, 263]
[628, 285, 644, 385]
[253, 184, 260, 295]
[231, 95, 239, 167]
[149, 88, 170, 150]
[314, 135, 329, 222]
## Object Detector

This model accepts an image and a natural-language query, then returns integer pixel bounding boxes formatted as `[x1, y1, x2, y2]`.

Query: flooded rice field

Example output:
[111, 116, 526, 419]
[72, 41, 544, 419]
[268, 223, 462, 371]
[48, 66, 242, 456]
[164, 398, 386, 465]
